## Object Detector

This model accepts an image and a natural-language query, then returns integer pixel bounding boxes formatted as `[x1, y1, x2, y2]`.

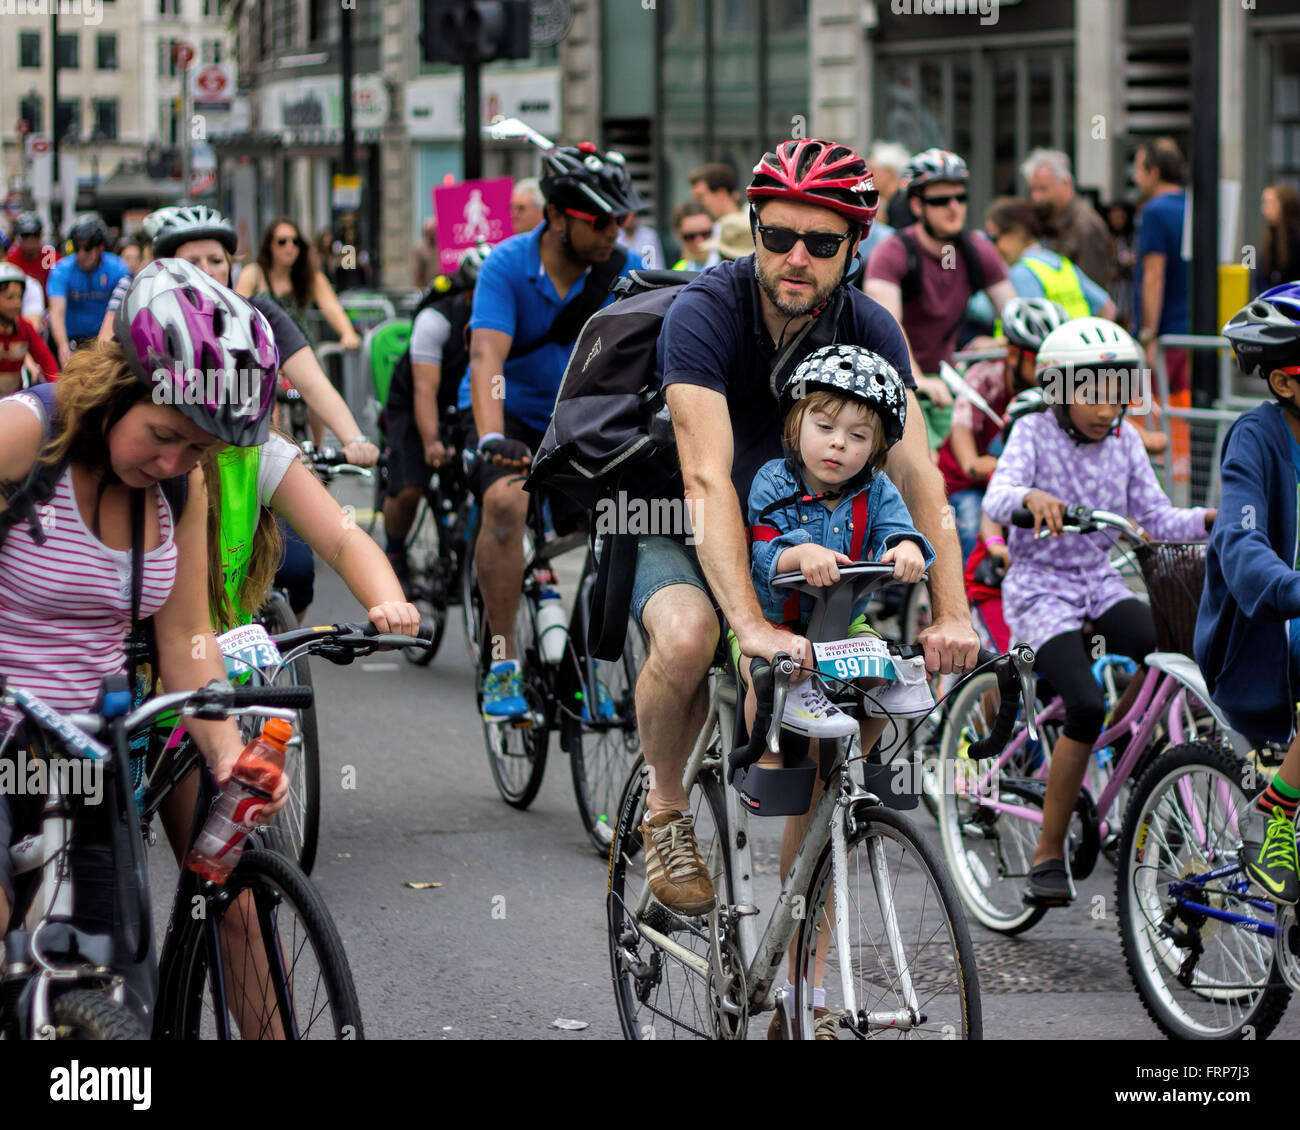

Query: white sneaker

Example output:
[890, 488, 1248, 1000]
[780, 678, 860, 739]
[864, 654, 935, 718]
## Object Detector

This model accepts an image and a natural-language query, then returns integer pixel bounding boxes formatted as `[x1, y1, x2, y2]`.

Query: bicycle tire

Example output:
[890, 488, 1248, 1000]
[1116, 740, 1291, 1040]
[257, 593, 321, 875]
[566, 618, 647, 855]
[462, 513, 482, 669]
[936, 670, 1046, 935]
[402, 493, 447, 666]
[51, 989, 148, 1040]
[794, 803, 982, 1039]
[479, 578, 549, 809]
[608, 752, 735, 1040]
[154, 848, 364, 1040]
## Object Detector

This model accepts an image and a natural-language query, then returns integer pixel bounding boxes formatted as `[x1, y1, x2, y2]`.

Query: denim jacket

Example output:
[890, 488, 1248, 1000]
[748, 457, 934, 626]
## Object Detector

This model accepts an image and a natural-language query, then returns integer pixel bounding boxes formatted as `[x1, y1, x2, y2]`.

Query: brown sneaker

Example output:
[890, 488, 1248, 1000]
[640, 810, 716, 916]
[767, 1006, 837, 1040]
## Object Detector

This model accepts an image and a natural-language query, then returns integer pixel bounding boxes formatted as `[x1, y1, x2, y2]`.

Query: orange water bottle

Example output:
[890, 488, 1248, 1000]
[185, 718, 292, 884]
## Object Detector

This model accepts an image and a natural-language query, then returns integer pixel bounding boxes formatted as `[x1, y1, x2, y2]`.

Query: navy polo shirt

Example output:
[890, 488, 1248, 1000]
[460, 223, 642, 432]
[656, 255, 914, 503]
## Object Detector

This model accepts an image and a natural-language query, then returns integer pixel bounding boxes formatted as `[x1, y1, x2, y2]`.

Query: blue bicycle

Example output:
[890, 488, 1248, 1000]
[1116, 738, 1296, 1039]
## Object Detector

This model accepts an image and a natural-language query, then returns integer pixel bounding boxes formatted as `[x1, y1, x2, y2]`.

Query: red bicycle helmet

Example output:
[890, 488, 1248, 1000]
[747, 139, 879, 227]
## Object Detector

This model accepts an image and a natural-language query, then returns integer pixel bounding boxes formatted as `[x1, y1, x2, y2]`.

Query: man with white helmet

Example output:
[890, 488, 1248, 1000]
[866, 148, 1017, 446]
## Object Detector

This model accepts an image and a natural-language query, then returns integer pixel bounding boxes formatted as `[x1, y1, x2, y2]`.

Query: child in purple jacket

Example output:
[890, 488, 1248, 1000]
[982, 317, 1213, 906]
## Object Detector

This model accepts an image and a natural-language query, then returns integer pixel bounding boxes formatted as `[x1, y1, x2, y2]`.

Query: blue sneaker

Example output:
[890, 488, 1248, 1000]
[482, 660, 528, 720]
[580, 681, 616, 722]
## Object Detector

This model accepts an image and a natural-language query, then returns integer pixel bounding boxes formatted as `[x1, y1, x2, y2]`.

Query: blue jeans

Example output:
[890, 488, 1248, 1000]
[948, 488, 985, 564]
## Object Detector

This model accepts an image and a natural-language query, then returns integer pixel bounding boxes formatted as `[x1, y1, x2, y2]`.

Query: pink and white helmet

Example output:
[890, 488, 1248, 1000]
[114, 257, 278, 447]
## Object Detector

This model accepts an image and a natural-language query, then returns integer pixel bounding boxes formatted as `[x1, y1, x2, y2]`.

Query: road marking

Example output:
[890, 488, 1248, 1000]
[361, 662, 400, 671]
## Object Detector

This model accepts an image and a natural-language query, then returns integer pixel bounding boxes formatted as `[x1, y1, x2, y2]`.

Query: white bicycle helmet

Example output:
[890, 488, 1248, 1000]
[903, 148, 969, 196]
[1035, 316, 1142, 375]
[1002, 298, 1070, 353]
[115, 258, 279, 447]
[0, 263, 29, 287]
[151, 205, 237, 258]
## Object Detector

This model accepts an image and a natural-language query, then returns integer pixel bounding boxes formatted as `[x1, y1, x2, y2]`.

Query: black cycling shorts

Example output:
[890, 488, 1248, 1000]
[464, 414, 586, 535]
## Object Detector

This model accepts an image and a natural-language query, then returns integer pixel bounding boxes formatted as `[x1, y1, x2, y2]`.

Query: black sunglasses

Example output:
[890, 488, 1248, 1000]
[274, 235, 303, 247]
[921, 192, 968, 208]
[756, 225, 853, 259]
[563, 207, 628, 232]
[679, 229, 711, 242]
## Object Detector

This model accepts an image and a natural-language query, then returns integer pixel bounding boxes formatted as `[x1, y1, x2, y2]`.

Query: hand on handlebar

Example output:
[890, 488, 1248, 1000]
[423, 439, 448, 468]
[781, 544, 852, 587]
[478, 436, 533, 471]
[880, 540, 926, 583]
[341, 330, 362, 350]
[736, 621, 813, 685]
[342, 440, 379, 468]
[368, 601, 422, 637]
[917, 613, 980, 677]
[1022, 489, 1067, 537]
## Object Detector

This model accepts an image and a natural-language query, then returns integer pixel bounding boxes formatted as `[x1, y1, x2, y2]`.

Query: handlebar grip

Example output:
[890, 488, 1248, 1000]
[1010, 508, 1035, 529]
[227, 684, 314, 709]
[965, 659, 1022, 763]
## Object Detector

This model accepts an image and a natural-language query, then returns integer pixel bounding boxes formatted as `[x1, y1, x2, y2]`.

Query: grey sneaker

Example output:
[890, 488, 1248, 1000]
[1241, 805, 1300, 905]
[640, 810, 716, 916]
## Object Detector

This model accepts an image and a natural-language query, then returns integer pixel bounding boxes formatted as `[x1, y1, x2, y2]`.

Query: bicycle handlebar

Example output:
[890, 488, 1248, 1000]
[1009, 505, 1142, 541]
[964, 645, 1039, 761]
[269, 619, 436, 659]
[729, 652, 798, 778]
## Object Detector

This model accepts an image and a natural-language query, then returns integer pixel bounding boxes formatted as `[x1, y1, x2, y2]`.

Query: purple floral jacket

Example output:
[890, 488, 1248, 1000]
[982, 411, 1208, 650]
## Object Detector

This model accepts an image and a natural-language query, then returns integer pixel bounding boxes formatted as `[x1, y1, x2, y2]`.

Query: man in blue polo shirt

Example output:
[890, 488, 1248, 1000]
[463, 142, 643, 717]
[47, 214, 130, 367]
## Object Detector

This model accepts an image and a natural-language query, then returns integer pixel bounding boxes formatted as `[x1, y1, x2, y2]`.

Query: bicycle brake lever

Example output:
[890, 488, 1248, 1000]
[1010, 644, 1039, 744]
[766, 655, 797, 754]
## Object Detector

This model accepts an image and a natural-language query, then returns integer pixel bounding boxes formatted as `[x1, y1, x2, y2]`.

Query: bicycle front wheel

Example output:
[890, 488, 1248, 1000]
[1116, 740, 1291, 1040]
[567, 618, 647, 854]
[608, 753, 734, 1040]
[154, 849, 364, 1040]
[794, 803, 981, 1039]
[51, 989, 148, 1040]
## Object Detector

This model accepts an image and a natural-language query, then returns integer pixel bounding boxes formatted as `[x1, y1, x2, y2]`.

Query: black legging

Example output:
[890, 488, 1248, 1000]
[1033, 598, 1156, 744]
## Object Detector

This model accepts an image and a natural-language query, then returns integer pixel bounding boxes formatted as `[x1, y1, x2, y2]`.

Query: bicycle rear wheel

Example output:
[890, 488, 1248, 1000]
[566, 618, 647, 854]
[794, 803, 981, 1039]
[154, 849, 363, 1040]
[479, 584, 549, 809]
[607, 751, 734, 1040]
[402, 492, 447, 666]
[257, 593, 320, 876]
[1116, 740, 1291, 1040]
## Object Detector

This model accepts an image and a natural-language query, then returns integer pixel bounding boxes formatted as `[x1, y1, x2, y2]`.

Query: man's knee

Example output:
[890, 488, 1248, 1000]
[481, 479, 527, 540]
[643, 586, 717, 691]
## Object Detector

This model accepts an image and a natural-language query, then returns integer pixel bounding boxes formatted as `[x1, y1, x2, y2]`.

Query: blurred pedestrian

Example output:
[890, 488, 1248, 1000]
[1020, 148, 1113, 290]
[618, 211, 663, 269]
[1103, 201, 1135, 329]
[1256, 182, 1300, 295]
[688, 161, 742, 234]
[411, 217, 440, 289]
[670, 202, 717, 272]
[869, 141, 914, 231]
[510, 178, 545, 234]
[7, 212, 53, 296]
[702, 210, 753, 262]
[116, 237, 144, 275]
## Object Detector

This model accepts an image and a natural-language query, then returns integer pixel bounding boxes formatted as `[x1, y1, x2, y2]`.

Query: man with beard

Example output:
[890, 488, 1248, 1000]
[629, 138, 979, 916]
[866, 149, 1016, 446]
[463, 142, 643, 718]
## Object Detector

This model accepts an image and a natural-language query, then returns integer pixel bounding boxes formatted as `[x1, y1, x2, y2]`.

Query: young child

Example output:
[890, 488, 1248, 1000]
[0, 263, 57, 395]
[939, 297, 1069, 562]
[982, 317, 1213, 906]
[746, 343, 933, 1041]
[747, 344, 934, 756]
[1197, 285, 1300, 904]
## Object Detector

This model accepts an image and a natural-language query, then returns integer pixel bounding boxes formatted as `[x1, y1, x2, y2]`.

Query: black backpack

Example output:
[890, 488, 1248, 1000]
[896, 228, 988, 345]
[528, 267, 845, 659]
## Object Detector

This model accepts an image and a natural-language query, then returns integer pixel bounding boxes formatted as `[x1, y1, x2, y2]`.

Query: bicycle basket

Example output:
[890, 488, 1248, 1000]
[1132, 542, 1207, 657]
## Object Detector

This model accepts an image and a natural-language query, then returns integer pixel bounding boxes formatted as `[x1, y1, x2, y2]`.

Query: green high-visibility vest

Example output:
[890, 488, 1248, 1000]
[1020, 254, 1090, 320]
[216, 444, 263, 627]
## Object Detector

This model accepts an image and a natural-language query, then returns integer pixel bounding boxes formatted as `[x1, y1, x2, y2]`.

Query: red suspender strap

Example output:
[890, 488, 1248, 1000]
[750, 524, 779, 543]
[848, 493, 868, 561]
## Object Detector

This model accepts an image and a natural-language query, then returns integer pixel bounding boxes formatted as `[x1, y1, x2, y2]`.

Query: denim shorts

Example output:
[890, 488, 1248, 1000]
[630, 535, 711, 627]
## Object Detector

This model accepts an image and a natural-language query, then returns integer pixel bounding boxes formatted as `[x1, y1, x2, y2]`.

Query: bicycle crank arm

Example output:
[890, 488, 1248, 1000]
[633, 922, 711, 980]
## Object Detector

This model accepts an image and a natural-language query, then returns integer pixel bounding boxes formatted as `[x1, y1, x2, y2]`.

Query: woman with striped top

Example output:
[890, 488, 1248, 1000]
[0, 259, 281, 1024]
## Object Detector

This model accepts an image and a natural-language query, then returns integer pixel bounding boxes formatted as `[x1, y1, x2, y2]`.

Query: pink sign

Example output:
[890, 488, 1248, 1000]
[433, 177, 513, 275]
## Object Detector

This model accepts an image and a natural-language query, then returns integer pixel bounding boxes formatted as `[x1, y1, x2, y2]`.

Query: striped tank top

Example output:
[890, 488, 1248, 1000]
[0, 465, 178, 713]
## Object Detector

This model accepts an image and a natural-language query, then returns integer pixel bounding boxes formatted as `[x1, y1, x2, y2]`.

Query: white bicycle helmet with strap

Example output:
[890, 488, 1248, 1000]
[903, 149, 969, 196]
[1034, 317, 1142, 444]
[0, 263, 29, 287]
[1002, 297, 1070, 353]
[151, 205, 237, 258]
